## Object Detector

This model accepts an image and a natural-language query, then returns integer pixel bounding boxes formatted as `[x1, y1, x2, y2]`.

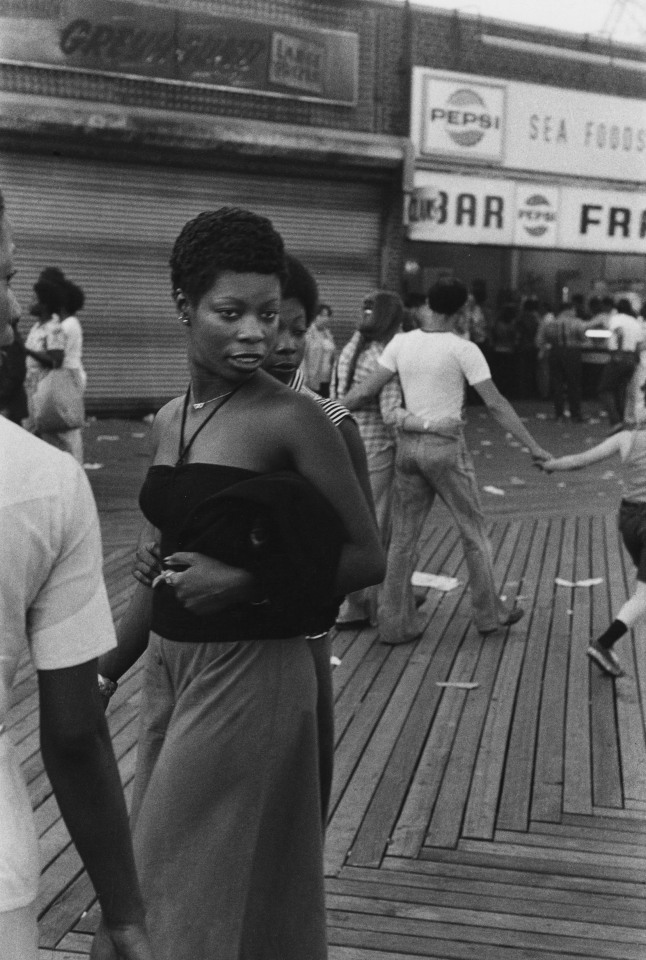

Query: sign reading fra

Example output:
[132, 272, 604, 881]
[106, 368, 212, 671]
[420, 74, 506, 162]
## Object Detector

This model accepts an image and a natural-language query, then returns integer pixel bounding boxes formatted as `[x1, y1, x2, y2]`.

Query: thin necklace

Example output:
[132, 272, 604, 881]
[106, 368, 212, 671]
[191, 387, 234, 410]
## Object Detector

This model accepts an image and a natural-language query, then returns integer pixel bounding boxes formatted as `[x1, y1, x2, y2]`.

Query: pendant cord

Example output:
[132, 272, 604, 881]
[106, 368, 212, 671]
[176, 383, 243, 466]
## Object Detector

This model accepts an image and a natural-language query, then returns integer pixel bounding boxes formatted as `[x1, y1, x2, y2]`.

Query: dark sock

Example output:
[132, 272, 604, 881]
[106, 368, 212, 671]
[597, 619, 628, 650]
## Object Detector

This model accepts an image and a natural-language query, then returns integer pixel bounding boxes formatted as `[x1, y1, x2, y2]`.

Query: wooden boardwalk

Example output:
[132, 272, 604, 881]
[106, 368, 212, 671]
[10, 411, 646, 958]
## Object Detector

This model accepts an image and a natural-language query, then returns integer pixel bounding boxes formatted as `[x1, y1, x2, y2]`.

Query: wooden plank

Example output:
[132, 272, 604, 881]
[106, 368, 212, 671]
[423, 627, 507, 849]
[327, 908, 644, 959]
[457, 837, 646, 880]
[495, 827, 646, 858]
[563, 516, 593, 815]
[326, 891, 646, 945]
[529, 820, 646, 847]
[325, 640, 427, 876]
[328, 875, 646, 928]
[589, 517, 623, 809]
[562, 811, 646, 832]
[345, 612, 465, 866]
[386, 522, 510, 858]
[328, 923, 578, 960]
[530, 516, 572, 824]
[463, 519, 550, 838]
[497, 516, 576, 830]
[604, 516, 646, 803]
[384, 854, 646, 898]
[340, 864, 646, 916]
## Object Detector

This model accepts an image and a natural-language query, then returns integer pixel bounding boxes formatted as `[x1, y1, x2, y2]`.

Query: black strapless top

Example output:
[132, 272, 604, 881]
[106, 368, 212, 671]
[141, 464, 263, 643]
[139, 463, 345, 643]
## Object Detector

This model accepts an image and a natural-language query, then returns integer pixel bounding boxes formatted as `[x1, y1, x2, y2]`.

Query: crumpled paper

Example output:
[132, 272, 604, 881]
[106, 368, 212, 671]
[411, 572, 460, 591]
[555, 577, 603, 588]
[483, 485, 505, 496]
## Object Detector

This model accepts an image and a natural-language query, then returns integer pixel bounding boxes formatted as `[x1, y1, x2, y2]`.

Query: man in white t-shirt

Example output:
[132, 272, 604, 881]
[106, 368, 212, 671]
[343, 278, 549, 644]
[0, 191, 154, 960]
[599, 299, 644, 426]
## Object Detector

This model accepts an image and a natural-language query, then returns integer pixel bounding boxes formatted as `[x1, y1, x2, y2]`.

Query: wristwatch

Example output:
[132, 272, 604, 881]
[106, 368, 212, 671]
[97, 674, 118, 700]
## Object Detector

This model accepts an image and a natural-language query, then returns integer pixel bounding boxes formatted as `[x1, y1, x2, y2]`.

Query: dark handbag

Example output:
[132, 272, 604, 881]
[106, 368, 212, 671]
[33, 369, 85, 432]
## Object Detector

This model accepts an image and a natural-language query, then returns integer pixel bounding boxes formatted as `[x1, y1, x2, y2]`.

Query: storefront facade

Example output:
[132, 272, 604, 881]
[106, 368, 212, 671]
[0, 0, 409, 411]
[403, 10, 646, 314]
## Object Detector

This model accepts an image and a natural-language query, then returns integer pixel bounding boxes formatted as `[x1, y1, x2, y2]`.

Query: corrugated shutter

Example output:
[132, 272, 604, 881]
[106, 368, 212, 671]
[0, 152, 383, 409]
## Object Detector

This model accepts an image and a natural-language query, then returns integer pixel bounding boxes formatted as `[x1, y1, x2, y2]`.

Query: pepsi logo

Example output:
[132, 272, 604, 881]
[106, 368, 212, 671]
[516, 193, 556, 237]
[429, 87, 502, 148]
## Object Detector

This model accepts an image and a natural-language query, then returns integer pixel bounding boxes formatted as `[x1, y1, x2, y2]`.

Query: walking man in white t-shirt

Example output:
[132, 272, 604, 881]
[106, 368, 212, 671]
[343, 278, 550, 644]
[0, 190, 154, 960]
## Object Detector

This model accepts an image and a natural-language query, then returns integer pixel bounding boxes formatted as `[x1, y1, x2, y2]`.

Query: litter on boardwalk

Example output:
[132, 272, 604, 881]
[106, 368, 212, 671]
[509, 476, 526, 486]
[483, 485, 505, 496]
[411, 571, 460, 591]
[96, 435, 120, 442]
[601, 470, 615, 480]
[555, 577, 603, 588]
[131, 432, 145, 438]
[330, 656, 341, 667]
[436, 682, 479, 690]
[480, 440, 492, 446]
[535, 412, 548, 420]
[83, 463, 104, 470]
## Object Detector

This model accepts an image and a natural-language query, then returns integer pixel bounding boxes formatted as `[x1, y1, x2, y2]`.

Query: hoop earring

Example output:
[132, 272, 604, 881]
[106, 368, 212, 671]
[179, 311, 190, 325]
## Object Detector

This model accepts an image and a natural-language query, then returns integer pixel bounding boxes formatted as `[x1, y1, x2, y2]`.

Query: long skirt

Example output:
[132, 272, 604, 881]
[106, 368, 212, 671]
[130, 634, 328, 960]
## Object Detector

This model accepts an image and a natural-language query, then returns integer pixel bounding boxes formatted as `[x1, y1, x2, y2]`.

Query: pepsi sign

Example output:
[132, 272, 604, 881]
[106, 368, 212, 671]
[513, 187, 559, 246]
[419, 73, 505, 162]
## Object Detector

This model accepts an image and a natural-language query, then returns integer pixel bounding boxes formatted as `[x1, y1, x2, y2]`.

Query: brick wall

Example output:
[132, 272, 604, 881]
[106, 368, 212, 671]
[411, 7, 646, 101]
[0, 0, 408, 135]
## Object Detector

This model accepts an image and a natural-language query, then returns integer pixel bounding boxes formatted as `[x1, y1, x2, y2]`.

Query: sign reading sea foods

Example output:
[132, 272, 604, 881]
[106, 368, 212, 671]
[412, 68, 646, 183]
[0, 0, 358, 105]
[407, 171, 646, 254]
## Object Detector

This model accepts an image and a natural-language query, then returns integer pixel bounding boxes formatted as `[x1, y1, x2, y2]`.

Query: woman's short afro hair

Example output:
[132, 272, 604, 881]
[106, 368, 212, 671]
[283, 253, 319, 325]
[170, 206, 287, 306]
[38, 267, 85, 314]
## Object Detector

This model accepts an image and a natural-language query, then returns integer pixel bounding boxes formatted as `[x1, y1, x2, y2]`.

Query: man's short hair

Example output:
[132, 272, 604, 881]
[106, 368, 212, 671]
[427, 278, 468, 316]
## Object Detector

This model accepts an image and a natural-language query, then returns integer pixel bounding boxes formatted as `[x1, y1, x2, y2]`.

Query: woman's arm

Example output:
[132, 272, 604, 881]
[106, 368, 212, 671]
[343, 365, 394, 411]
[541, 433, 623, 472]
[25, 346, 63, 368]
[281, 395, 385, 594]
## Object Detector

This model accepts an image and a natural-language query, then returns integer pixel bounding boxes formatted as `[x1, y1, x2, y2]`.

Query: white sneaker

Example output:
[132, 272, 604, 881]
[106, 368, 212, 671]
[587, 643, 623, 677]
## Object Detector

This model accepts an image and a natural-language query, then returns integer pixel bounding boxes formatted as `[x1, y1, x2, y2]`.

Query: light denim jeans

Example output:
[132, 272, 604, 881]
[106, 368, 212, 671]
[379, 431, 506, 643]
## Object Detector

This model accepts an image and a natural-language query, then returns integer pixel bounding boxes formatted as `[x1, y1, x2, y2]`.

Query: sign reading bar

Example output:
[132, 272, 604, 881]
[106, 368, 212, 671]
[407, 171, 646, 253]
[412, 68, 646, 183]
[0, 0, 358, 105]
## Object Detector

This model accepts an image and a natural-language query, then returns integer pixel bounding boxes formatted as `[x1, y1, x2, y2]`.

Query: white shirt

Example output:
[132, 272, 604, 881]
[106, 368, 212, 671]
[378, 329, 491, 422]
[0, 419, 116, 910]
[608, 313, 643, 352]
[60, 315, 84, 373]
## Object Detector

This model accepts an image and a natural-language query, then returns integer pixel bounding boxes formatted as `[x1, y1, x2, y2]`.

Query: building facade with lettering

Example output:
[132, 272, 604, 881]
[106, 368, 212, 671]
[0, 0, 410, 411]
[403, 6, 646, 319]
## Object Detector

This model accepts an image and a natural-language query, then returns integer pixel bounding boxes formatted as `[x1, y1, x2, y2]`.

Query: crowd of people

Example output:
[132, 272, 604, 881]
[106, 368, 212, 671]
[3, 180, 646, 960]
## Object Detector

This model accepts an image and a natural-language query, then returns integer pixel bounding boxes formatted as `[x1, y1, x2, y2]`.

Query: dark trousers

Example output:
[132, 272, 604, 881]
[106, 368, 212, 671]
[599, 355, 636, 425]
[549, 347, 582, 419]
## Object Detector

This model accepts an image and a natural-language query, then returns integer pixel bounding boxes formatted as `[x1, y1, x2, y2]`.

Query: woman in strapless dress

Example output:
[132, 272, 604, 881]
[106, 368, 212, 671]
[94, 207, 384, 960]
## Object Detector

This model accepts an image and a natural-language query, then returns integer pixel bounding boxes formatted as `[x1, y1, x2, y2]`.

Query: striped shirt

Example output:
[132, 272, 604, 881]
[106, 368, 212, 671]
[331, 334, 403, 458]
[290, 368, 355, 427]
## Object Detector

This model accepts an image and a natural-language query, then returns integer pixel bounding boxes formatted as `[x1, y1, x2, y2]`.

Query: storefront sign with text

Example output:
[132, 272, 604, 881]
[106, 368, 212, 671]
[412, 68, 646, 182]
[407, 172, 646, 253]
[0, 0, 358, 104]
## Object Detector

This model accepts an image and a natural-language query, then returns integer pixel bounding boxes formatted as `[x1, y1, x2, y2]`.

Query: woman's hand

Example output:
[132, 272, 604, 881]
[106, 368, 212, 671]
[159, 551, 254, 615]
[90, 919, 155, 960]
[133, 541, 163, 587]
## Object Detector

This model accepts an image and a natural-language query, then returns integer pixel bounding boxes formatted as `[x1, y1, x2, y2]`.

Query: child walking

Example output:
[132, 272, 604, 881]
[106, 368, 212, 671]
[542, 406, 646, 677]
